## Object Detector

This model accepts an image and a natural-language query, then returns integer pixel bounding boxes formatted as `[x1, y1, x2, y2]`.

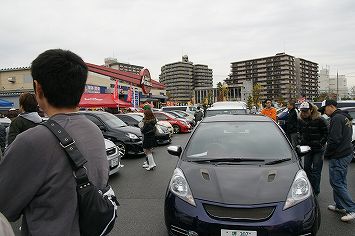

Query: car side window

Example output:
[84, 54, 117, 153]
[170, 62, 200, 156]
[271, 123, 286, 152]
[85, 115, 104, 127]
[155, 113, 167, 120]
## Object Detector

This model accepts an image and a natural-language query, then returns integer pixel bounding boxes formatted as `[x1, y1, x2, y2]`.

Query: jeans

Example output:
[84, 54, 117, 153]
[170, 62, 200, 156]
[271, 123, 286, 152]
[304, 149, 324, 195]
[329, 154, 355, 213]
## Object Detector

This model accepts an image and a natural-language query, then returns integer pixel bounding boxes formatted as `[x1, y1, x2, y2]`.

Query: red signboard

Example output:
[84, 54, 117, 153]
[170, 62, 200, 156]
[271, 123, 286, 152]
[140, 68, 152, 94]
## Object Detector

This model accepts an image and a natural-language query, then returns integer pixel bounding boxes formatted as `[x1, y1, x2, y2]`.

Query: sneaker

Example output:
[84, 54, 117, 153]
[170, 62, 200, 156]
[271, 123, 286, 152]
[328, 204, 346, 213]
[142, 162, 149, 168]
[341, 212, 355, 222]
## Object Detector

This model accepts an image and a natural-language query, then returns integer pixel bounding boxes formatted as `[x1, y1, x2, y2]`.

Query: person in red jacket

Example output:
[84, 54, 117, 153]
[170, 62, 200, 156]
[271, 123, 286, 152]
[261, 99, 277, 121]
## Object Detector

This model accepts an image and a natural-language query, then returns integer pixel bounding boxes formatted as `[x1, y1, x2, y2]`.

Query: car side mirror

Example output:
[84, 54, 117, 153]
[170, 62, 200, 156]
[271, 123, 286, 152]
[167, 145, 182, 157]
[296, 145, 311, 156]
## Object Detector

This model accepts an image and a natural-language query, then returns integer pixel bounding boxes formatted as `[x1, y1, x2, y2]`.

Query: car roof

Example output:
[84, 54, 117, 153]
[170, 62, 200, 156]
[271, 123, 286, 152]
[201, 114, 272, 123]
[339, 107, 355, 110]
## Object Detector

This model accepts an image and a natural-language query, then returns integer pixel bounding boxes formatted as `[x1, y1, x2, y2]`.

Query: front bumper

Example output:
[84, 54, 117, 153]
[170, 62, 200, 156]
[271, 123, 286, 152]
[156, 133, 172, 145]
[126, 140, 144, 155]
[165, 191, 319, 236]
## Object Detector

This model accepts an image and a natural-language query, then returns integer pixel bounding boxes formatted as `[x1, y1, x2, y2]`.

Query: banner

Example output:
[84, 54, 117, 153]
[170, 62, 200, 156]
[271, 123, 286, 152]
[113, 80, 119, 100]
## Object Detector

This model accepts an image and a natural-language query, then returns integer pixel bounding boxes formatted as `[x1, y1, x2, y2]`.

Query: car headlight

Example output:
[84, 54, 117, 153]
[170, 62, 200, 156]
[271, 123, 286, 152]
[126, 133, 139, 140]
[156, 125, 164, 134]
[169, 168, 196, 206]
[283, 170, 312, 210]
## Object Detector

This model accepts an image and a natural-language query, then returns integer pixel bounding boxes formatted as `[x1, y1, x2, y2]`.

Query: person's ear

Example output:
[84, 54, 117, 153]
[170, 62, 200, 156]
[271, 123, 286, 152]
[33, 80, 44, 99]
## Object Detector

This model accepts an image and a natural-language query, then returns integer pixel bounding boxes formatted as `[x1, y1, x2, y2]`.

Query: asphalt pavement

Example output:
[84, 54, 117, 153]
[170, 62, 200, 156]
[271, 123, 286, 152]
[10, 133, 355, 235]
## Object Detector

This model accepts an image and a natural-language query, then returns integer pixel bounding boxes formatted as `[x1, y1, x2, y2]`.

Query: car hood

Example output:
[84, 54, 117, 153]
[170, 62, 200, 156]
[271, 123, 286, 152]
[180, 161, 299, 205]
[113, 125, 142, 137]
[104, 138, 116, 149]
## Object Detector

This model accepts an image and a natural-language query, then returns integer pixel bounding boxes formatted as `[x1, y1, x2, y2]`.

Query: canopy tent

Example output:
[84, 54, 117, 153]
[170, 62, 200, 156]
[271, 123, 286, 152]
[79, 93, 131, 108]
[0, 99, 14, 108]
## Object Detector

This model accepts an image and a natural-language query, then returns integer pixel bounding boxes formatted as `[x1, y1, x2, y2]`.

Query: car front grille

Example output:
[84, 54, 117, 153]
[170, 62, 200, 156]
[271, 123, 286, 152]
[106, 147, 117, 156]
[203, 204, 275, 221]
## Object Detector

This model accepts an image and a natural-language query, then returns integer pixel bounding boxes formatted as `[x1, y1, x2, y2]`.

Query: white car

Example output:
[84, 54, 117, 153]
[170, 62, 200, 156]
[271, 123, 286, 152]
[105, 138, 123, 175]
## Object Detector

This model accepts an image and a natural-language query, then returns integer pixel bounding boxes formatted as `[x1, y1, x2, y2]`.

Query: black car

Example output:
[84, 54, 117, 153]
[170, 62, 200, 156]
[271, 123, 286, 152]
[165, 115, 320, 236]
[80, 111, 144, 157]
[115, 114, 171, 145]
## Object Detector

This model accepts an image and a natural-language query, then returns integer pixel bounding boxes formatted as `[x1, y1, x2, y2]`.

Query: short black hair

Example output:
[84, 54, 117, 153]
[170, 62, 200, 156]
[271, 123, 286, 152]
[31, 49, 88, 108]
[19, 92, 38, 112]
[288, 100, 296, 107]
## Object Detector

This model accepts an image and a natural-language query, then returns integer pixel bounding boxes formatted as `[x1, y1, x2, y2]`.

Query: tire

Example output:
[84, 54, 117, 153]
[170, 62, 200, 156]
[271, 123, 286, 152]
[115, 141, 126, 158]
[172, 125, 180, 134]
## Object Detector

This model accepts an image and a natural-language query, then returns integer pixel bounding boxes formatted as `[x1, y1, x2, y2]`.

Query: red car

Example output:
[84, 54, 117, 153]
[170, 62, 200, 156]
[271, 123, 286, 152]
[154, 112, 191, 133]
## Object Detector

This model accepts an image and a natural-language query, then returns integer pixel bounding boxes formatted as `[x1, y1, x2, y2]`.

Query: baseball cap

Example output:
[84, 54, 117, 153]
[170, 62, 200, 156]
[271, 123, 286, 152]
[299, 102, 310, 110]
[318, 99, 337, 113]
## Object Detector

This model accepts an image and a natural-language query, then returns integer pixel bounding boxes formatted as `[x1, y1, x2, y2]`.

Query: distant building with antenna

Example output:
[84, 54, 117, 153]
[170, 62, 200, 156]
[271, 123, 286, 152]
[104, 57, 143, 75]
[319, 67, 348, 98]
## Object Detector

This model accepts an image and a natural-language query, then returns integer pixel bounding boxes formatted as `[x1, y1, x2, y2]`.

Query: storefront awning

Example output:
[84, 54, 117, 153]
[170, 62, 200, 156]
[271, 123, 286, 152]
[79, 93, 131, 108]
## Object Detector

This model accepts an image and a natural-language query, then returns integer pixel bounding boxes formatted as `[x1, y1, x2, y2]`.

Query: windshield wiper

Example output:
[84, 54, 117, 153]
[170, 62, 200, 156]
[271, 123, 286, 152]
[265, 158, 292, 165]
[189, 158, 265, 163]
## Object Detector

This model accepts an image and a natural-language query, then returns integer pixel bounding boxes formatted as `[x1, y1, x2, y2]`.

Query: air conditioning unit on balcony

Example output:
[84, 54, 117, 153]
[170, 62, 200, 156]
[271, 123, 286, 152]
[8, 77, 16, 83]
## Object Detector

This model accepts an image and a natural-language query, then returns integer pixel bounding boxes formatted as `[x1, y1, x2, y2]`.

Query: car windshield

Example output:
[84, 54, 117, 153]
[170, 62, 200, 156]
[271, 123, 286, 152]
[128, 114, 143, 122]
[184, 121, 292, 161]
[206, 109, 247, 117]
[99, 112, 127, 129]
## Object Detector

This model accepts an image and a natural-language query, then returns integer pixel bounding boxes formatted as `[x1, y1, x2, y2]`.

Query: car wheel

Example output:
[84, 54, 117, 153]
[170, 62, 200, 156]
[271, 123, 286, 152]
[116, 142, 126, 158]
[173, 125, 180, 134]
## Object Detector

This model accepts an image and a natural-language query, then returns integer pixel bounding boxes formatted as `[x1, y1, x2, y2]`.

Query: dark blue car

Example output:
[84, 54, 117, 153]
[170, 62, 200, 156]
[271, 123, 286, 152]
[165, 115, 320, 236]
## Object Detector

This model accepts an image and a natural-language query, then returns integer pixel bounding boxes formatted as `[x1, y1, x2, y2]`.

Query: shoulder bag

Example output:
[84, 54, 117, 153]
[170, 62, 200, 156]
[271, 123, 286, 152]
[41, 120, 118, 236]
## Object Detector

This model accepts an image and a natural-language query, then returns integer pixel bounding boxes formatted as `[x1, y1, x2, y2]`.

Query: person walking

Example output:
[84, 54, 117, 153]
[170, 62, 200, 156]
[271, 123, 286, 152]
[141, 109, 157, 171]
[0, 49, 109, 235]
[194, 106, 203, 122]
[319, 99, 355, 222]
[284, 100, 299, 147]
[261, 99, 277, 121]
[298, 102, 328, 196]
[7, 93, 42, 145]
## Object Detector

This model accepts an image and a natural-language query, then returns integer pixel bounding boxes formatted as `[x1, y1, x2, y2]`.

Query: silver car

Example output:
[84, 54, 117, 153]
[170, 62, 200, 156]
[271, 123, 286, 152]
[105, 138, 123, 175]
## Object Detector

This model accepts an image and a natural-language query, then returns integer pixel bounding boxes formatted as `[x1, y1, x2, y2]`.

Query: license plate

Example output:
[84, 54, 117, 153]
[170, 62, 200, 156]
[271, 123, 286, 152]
[110, 158, 118, 167]
[221, 229, 257, 236]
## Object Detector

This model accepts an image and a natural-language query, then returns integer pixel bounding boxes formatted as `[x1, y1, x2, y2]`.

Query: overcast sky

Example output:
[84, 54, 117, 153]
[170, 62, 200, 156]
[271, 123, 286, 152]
[1, 0, 355, 87]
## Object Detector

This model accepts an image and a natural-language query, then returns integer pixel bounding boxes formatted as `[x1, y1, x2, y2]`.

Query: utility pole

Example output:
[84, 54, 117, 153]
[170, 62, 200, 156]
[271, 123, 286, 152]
[336, 70, 339, 101]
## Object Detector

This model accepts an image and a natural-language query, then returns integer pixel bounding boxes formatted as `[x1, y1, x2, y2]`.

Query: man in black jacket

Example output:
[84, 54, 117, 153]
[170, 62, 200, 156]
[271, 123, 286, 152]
[298, 102, 328, 196]
[285, 100, 298, 147]
[319, 100, 355, 222]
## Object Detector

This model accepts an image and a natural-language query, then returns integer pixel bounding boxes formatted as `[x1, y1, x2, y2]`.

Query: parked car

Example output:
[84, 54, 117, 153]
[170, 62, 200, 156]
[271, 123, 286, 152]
[206, 102, 248, 117]
[124, 112, 174, 135]
[80, 111, 144, 158]
[161, 106, 194, 113]
[166, 111, 196, 128]
[115, 113, 172, 145]
[165, 115, 320, 236]
[153, 111, 191, 133]
[171, 110, 195, 122]
[105, 138, 123, 175]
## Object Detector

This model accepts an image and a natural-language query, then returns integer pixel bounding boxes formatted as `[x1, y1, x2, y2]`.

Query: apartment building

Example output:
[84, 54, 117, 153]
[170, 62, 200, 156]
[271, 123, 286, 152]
[225, 53, 319, 101]
[159, 55, 213, 104]
[104, 57, 143, 75]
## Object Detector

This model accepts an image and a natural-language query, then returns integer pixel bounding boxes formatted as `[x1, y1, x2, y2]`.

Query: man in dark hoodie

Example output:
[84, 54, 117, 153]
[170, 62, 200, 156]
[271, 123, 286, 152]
[7, 93, 42, 145]
[319, 99, 355, 222]
[285, 100, 299, 147]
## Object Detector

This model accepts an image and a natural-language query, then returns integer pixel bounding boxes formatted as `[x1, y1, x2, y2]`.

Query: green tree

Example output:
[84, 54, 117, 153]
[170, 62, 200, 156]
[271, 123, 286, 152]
[221, 83, 229, 101]
[247, 95, 253, 109]
[252, 83, 262, 105]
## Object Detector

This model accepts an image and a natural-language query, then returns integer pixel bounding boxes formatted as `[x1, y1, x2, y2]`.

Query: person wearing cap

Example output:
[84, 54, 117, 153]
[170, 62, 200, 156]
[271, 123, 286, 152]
[261, 99, 277, 121]
[298, 102, 328, 196]
[319, 99, 355, 222]
[284, 100, 299, 147]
